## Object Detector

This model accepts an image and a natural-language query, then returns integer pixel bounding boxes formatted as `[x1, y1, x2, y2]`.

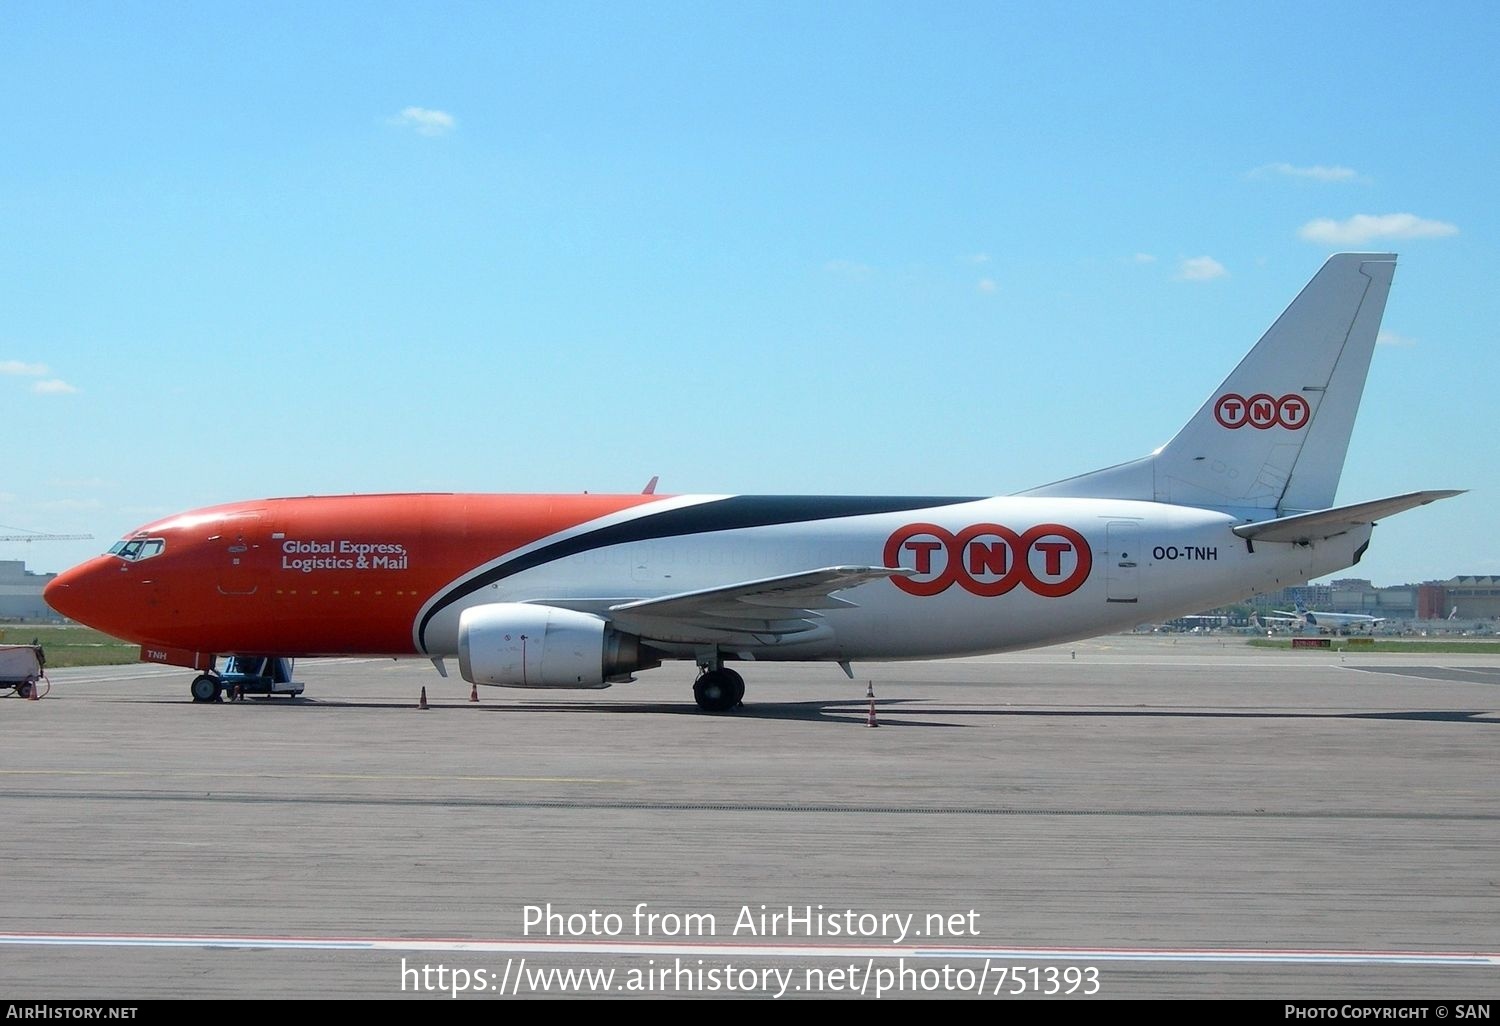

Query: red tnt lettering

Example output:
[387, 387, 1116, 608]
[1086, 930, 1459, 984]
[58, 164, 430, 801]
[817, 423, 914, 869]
[1033, 540, 1072, 577]
[904, 539, 943, 574]
[1216, 391, 1311, 430]
[1249, 398, 1276, 427]
[885, 522, 1091, 599]
[967, 540, 1009, 576]
[1278, 394, 1310, 428]
[1214, 394, 1248, 429]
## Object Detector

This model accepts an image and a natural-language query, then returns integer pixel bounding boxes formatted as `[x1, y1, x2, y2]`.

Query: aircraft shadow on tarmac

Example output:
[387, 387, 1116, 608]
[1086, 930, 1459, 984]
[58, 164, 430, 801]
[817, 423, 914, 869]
[169, 695, 970, 727]
[125, 695, 1500, 728]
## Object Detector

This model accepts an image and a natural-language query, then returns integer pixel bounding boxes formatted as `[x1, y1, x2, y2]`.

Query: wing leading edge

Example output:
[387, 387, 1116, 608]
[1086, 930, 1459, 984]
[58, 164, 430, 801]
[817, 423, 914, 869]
[605, 566, 913, 645]
[1232, 490, 1464, 545]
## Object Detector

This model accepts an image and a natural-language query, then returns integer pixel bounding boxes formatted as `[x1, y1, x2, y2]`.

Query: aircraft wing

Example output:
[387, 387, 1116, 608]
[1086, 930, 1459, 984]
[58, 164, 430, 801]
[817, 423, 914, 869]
[606, 566, 913, 645]
[1233, 490, 1464, 545]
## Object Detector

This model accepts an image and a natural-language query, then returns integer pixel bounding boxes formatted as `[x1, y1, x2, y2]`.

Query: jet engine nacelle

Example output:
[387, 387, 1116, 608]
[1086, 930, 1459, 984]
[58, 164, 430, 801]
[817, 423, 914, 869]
[457, 602, 655, 689]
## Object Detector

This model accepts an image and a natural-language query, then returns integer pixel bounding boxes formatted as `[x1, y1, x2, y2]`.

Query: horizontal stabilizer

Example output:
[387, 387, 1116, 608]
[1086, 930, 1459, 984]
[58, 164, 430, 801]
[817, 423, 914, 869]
[1232, 490, 1464, 545]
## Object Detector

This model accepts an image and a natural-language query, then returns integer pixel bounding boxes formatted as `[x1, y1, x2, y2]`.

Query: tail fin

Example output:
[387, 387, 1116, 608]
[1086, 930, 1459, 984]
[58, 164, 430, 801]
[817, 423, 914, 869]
[1021, 253, 1397, 513]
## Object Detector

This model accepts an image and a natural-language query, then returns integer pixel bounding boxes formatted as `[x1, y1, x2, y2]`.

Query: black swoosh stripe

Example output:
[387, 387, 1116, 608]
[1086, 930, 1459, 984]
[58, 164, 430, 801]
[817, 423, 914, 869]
[417, 494, 979, 650]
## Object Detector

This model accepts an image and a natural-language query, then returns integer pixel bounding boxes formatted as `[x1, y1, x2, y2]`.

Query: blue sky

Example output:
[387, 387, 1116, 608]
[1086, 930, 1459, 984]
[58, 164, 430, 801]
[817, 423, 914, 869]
[3, 1, 1496, 586]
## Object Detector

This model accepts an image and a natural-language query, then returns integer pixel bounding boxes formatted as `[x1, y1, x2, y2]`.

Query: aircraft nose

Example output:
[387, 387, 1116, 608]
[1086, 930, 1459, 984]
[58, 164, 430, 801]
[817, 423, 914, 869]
[44, 557, 131, 634]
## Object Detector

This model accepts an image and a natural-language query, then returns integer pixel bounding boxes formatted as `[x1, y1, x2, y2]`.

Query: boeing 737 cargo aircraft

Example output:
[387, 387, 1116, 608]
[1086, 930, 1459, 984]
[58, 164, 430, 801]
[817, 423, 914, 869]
[45, 253, 1459, 711]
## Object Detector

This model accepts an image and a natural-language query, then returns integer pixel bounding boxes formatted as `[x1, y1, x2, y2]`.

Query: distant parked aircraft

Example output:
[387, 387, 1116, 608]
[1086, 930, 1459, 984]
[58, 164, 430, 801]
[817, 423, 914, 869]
[1270, 598, 1385, 632]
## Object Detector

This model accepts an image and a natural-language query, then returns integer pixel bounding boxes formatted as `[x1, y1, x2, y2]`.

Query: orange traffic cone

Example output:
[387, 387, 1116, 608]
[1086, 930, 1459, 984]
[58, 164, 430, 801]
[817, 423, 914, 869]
[419, 686, 429, 710]
[866, 682, 878, 728]
[27, 681, 39, 702]
[469, 683, 479, 703]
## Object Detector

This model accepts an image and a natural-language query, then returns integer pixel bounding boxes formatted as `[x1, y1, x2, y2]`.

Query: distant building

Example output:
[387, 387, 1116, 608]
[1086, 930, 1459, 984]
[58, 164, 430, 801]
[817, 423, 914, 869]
[0, 561, 60, 621]
[1417, 577, 1500, 620]
[1250, 576, 1499, 622]
[1329, 578, 1418, 619]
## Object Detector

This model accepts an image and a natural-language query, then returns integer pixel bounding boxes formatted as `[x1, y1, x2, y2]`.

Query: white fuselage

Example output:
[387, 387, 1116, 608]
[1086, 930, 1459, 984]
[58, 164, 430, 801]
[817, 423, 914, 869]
[417, 496, 1368, 661]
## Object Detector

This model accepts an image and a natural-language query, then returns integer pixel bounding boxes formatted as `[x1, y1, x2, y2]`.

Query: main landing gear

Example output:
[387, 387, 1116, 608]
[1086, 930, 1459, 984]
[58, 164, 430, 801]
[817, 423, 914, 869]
[693, 664, 745, 713]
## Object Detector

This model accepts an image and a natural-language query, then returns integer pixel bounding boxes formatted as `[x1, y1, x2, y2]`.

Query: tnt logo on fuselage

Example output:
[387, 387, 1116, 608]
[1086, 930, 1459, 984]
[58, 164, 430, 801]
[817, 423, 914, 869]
[883, 523, 1092, 598]
[1214, 392, 1310, 430]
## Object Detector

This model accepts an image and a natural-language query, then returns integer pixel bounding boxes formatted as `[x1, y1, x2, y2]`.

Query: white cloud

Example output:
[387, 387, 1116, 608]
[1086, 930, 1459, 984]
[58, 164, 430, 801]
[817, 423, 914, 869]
[1176, 256, 1228, 281]
[1377, 330, 1417, 347]
[1297, 213, 1458, 245]
[1, 360, 48, 376]
[390, 106, 456, 136]
[33, 379, 79, 395]
[1131, 253, 1156, 264]
[967, 253, 991, 264]
[977, 277, 998, 294]
[1251, 162, 1360, 183]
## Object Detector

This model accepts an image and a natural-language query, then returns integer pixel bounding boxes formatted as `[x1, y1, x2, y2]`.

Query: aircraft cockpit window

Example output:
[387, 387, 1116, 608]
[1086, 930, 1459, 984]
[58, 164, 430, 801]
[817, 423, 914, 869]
[109, 538, 166, 562]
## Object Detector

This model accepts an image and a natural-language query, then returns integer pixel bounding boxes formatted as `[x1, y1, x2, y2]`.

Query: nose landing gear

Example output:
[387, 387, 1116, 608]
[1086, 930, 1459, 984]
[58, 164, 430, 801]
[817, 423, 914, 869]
[190, 673, 221, 703]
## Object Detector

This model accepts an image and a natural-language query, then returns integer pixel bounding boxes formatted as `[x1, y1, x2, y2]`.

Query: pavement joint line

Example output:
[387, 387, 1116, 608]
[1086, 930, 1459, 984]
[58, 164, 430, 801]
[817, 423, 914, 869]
[3, 789, 1498, 820]
[0, 932, 1496, 967]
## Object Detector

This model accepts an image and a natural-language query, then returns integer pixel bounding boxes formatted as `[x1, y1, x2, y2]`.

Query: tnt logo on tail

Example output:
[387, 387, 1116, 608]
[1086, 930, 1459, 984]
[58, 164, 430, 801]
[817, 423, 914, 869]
[884, 522, 1092, 598]
[1214, 392, 1310, 430]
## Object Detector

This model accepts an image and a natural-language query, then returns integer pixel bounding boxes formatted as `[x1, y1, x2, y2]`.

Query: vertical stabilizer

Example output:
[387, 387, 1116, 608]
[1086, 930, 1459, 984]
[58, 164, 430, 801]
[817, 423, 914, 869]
[1020, 253, 1396, 513]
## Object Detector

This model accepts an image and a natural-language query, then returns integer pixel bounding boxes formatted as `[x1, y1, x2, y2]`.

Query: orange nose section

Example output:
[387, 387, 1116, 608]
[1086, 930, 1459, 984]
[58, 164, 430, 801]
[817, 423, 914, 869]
[44, 557, 143, 641]
[42, 559, 91, 620]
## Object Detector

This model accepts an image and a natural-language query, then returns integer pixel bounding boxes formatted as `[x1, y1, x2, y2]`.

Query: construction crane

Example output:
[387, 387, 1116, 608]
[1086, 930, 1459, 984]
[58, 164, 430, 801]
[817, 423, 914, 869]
[0, 534, 93, 542]
[0, 523, 93, 543]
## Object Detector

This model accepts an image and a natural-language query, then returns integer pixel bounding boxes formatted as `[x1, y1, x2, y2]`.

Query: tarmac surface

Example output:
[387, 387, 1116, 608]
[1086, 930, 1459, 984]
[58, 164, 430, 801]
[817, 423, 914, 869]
[2, 634, 1498, 1000]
